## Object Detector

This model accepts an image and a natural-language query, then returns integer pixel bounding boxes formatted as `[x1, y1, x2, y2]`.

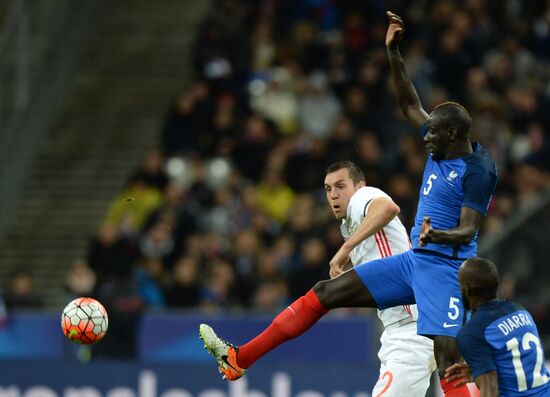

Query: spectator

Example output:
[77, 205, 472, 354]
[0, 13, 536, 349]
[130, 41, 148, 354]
[231, 229, 263, 305]
[250, 67, 299, 135]
[4, 270, 43, 310]
[200, 258, 237, 310]
[130, 150, 169, 191]
[88, 223, 136, 284]
[231, 115, 274, 182]
[298, 71, 342, 139]
[88, 0, 550, 318]
[139, 217, 176, 263]
[161, 82, 214, 156]
[255, 167, 296, 224]
[288, 237, 328, 299]
[135, 258, 167, 308]
[64, 259, 97, 300]
[103, 175, 164, 236]
[166, 255, 201, 308]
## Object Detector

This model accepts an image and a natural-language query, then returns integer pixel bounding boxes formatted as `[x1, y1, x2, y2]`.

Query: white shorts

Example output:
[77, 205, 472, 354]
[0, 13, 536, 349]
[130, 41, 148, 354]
[371, 320, 436, 397]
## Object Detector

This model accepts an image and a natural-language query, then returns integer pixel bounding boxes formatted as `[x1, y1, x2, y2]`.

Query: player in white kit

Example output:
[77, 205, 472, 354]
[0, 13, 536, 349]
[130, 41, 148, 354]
[325, 161, 436, 397]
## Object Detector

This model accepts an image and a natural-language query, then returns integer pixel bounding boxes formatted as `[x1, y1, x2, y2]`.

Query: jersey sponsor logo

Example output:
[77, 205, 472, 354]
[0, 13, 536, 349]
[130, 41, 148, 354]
[443, 322, 459, 328]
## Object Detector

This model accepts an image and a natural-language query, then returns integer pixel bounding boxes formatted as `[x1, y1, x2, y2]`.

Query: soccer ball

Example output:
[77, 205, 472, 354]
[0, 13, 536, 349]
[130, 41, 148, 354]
[61, 297, 108, 344]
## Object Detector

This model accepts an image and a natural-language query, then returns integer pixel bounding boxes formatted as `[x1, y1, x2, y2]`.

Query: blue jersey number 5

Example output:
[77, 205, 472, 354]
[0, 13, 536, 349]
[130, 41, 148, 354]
[423, 174, 437, 195]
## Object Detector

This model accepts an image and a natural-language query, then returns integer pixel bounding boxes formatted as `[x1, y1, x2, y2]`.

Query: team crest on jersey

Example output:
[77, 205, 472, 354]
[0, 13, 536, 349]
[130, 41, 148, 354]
[447, 170, 458, 181]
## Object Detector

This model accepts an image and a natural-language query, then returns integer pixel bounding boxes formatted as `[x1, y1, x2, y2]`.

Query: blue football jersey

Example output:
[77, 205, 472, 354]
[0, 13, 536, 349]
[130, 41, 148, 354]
[458, 300, 550, 396]
[410, 125, 497, 258]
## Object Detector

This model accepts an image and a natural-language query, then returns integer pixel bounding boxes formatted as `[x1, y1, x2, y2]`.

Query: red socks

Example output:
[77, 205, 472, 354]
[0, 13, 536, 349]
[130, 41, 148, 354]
[237, 289, 328, 369]
[440, 378, 480, 397]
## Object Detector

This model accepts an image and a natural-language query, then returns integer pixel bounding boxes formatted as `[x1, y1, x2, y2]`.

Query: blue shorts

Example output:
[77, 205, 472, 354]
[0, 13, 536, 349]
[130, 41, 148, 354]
[355, 249, 465, 337]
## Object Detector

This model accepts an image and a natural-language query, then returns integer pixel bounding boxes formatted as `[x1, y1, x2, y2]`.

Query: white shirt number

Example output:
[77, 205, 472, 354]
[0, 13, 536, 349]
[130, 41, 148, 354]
[423, 174, 437, 195]
[448, 297, 460, 320]
[506, 332, 550, 392]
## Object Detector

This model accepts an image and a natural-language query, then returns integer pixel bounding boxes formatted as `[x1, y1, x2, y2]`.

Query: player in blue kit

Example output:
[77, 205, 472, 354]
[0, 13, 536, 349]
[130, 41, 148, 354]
[199, 11, 497, 396]
[446, 257, 550, 396]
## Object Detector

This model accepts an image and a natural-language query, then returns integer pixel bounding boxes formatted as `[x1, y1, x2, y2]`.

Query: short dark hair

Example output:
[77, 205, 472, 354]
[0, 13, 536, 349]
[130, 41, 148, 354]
[326, 161, 365, 185]
[461, 257, 499, 298]
[432, 101, 472, 138]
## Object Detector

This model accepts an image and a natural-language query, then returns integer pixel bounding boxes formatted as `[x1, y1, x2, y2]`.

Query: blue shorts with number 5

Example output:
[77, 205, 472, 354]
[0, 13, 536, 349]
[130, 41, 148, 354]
[355, 249, 465, 337]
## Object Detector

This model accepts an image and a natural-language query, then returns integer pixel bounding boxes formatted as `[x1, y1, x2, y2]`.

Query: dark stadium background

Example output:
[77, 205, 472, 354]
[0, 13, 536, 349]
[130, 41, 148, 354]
[0, 0, 549, 395]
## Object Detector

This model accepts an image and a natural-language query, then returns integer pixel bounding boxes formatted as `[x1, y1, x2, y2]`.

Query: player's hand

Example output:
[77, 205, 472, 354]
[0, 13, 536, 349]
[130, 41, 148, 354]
[445, 362, 473, 386]
[385, 11, 405, 48]
[419, 216, 433, 246]
[329, 246, 350, 279]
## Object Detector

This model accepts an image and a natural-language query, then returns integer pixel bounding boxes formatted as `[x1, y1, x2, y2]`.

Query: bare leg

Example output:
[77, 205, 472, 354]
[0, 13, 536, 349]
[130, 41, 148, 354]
[434, 335, 461, 376]
[314, 268, 377, 309]
[237, 269, 377, 368]
[435, 336, 479, 396]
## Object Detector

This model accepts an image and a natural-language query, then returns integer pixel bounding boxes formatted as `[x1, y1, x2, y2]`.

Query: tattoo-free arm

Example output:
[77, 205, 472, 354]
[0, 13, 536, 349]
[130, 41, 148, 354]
[419, 207, 484, 247]
[329, 198, 400, 278]
[343, 198, 400, 252]
[475, 371, 499, 397]
[385, 11, 429, 131]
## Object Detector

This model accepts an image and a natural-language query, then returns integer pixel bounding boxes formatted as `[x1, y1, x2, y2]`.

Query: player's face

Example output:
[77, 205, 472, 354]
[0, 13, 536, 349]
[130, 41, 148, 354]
[324, 169, 362, 220]
[424, 115, 451, 160]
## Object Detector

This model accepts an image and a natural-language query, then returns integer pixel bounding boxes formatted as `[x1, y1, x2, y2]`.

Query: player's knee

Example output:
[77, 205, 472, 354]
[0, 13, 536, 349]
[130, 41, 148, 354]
[314, 270, 376, 309]
[312, 279, 332, 307]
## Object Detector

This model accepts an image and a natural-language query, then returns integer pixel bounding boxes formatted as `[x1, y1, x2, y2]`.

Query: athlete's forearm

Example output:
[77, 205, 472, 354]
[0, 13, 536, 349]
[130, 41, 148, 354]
[476, 372, 499, 397]
[342, 199, 400, 252]
[479, 387, 498, 397]
[387, 47, 423, 115]
[426, 225, 477, 246]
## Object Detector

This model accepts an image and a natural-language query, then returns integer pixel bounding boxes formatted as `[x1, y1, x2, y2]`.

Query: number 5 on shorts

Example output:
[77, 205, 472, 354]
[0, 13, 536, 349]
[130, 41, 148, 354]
[448, 297, 460, 320]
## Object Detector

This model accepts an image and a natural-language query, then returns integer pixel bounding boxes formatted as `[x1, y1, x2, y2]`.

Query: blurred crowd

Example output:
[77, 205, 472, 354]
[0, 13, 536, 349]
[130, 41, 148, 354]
[5, 1, 550, 336]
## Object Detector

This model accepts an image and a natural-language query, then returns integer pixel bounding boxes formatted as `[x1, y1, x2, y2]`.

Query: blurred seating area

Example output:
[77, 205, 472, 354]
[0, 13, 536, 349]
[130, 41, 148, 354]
[5, 0, 549, 323]
[88, 0, 550, 315]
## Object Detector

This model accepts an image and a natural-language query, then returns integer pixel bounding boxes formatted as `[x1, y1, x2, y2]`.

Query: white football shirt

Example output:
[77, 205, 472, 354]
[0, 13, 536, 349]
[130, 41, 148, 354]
[340, 186, 417, 327]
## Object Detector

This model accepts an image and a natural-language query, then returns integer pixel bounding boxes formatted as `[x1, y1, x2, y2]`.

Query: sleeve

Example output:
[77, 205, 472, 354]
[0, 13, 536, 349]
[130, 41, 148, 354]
[419, 123, 428, 138]
[457, 330, 497, 379]
[462, 163, 497, 216]
[349, 188, 390, 221]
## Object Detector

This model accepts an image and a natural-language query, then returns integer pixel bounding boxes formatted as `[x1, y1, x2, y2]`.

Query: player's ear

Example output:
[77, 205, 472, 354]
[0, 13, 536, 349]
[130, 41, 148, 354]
[448, 127, 458, 142]
[358, 180, 366, 188]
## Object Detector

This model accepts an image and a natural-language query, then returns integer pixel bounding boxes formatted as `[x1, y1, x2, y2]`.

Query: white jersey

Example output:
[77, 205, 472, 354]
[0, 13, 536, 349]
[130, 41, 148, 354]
[341, 186, 417, 328]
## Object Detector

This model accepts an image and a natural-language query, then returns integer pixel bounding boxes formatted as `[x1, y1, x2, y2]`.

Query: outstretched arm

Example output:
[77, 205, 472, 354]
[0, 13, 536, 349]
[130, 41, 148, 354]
[386, 11, 429, 131]
[330, 197, 400, 278]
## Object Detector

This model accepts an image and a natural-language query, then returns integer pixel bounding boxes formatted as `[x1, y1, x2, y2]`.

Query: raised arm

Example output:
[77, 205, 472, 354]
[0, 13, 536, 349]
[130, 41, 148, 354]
[385, 11, 429, 131]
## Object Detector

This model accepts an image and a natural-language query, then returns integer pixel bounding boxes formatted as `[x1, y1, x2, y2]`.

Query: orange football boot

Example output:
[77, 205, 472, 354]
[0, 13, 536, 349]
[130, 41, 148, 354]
[199, 323, 247, 381]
